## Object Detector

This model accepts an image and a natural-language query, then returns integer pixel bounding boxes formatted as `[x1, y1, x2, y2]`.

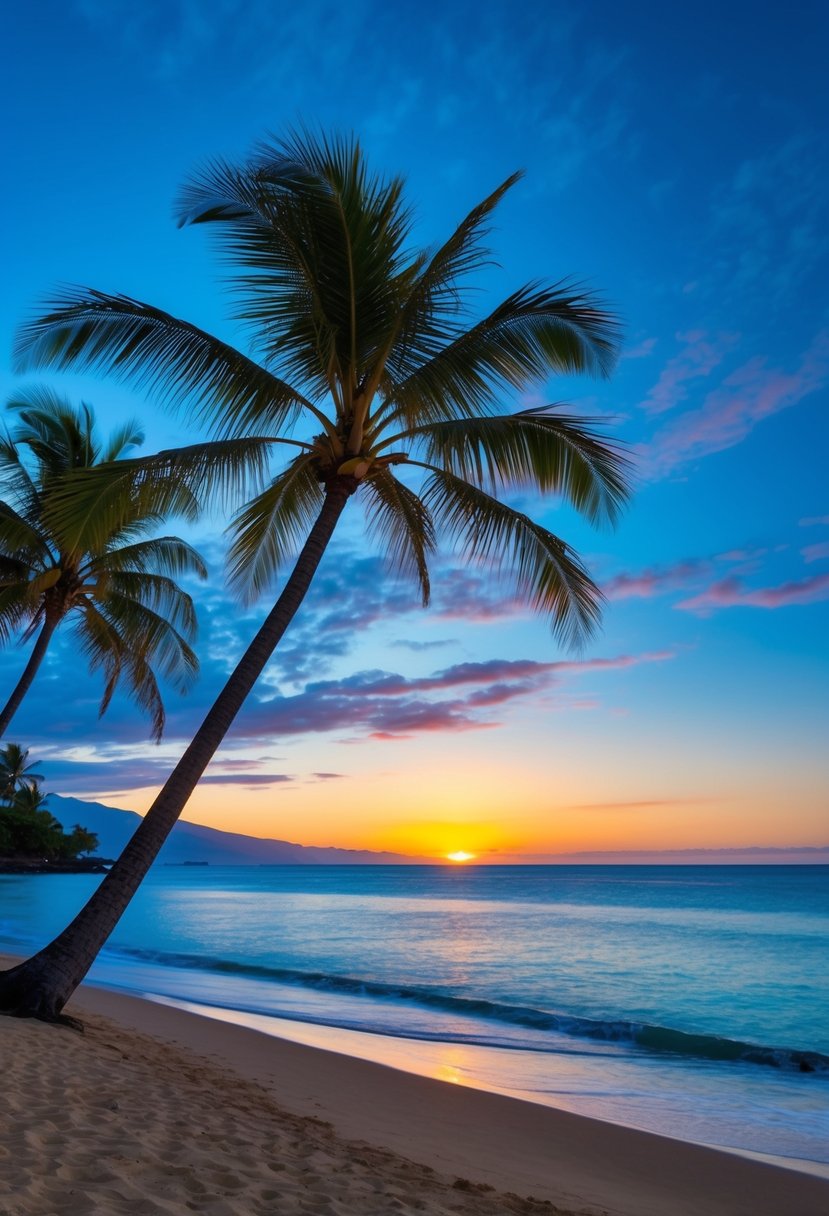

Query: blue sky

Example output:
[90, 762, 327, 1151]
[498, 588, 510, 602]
[1, 1, 827, 857]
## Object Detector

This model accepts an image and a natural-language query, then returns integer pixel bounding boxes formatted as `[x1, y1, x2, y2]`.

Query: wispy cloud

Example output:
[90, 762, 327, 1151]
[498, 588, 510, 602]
[198, 773, 293, 786]
[603, 559, 711, 600]
[391, 638, 455, 652]
[707, 132, 829, 300]
[430, 567, 526, 623]
[26, 644, 673, 796]
[644, 332, 829, 478]
[621, 337, 657, 361]
[602, 544, 778, 602]
[37, 751, 296, 795]
[676, 573, 829, 616]
[231, 652, 674, 745]
[639, 330, 739, 416]
[801, 542, 829, 564]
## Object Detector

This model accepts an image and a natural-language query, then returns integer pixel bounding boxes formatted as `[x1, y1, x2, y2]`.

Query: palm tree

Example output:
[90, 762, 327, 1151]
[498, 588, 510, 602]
[0, 742, 43, 802]
[0, 388, 208, 741]
[1, 130, 631, 1020]
[10, 780, 50, 814]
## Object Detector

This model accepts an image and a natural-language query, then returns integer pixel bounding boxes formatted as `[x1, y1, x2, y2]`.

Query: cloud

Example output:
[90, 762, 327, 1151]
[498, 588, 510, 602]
[38, 755, 184, 794]
[676, 573, 829, 616]
[799, 516, 829, 528]
[198, 773, 293, 786]
[33, 749, 297, 796]
[706, 132, 829, 300]
[262, 552, 422, 685]
[602, 545, 783, 602]
[234, 651, 674, 744]
[639, 331, 739, 416]
[802, 542, 829, 564]
[621, 337, 657, 360]
[391, 638, 455, 652]
[0, 535, 624, 771]
[644, 332, 829, 478]
[430, 567, 526, 622]
[603, 559, 710, 600]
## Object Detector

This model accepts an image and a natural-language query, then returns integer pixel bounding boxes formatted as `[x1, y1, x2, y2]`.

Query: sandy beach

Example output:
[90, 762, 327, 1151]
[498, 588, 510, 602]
[0, 975, 826, 1216]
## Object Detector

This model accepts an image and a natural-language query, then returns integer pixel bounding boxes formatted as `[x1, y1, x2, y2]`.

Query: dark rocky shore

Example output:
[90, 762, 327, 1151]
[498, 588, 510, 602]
[0, 856, 113, 874]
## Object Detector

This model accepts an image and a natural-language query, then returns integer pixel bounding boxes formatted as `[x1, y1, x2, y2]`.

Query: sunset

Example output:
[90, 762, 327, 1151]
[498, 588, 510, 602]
[0, 3, 827, 1215]
[0, 8, 826, 865]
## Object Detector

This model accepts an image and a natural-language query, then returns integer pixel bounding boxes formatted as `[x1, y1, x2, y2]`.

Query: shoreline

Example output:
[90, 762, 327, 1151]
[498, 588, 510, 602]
[146, 990, 829, 1179]
[0, 856, 113, 874]
[1, 962, 826, 1216]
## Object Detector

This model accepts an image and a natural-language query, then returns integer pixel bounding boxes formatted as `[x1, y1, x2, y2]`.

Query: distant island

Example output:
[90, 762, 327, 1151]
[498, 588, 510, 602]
[46, 794, 426, 866]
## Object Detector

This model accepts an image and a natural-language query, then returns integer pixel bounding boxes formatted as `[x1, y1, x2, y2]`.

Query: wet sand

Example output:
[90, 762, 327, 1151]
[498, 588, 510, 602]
[1, 977, 827, 1215]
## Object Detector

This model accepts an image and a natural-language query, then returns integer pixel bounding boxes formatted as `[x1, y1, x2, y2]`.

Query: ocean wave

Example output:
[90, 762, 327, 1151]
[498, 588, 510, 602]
[107, 944, 829, 1074]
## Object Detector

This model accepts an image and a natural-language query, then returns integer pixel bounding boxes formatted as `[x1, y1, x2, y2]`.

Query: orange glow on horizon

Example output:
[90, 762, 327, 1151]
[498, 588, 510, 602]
[77, 747, 829, 858]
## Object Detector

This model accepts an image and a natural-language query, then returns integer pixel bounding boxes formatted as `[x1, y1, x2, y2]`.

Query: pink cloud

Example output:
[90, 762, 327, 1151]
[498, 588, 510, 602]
[645, 332, 829, 477]
[432, 568, 526, 622]
[199, 774, 292, 786]
[802, 542, 829, 564]
[800, 515, 829, 528]
[622, 336, 657, 360]
[603, 559, 709, 600]
[676, 573, 829, 616]
[639, 330, 740, 416]
[235, 651, 674, 743]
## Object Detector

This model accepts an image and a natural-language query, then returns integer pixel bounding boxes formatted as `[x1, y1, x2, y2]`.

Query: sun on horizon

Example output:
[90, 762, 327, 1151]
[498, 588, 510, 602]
[446, 851, 476, 863]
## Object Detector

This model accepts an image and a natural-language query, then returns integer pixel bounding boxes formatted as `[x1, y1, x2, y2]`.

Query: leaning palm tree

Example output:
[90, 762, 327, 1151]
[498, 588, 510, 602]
[1, 130, 631, 1020]
[0, 388, 207, 741]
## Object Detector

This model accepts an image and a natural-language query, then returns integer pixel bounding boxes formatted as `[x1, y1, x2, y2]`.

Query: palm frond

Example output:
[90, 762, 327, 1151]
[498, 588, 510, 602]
[121, 650, 166, 742]
[91, 536, 208, 582]
[101, 419, 145, 462]
[227, 455, 324, 603]
[75, 597, 127, 724]
[374, 174, 523, 390]
[39, 437, 279, 555]
[0, 435, 44, 522]
[79, 593, 196, 740]
[391, 407, 631, 526]
[100, 573, 198, 639]
[6, 387, 100, 473]
[98, 594, 199, 691]
[380, 282, 621, 431]
[419, 465, 603, 647]
[0, 584, 35, 645]
[14, 289, 315, 439]
[0, 501, 52, 563]
[363, 469, 434, 605]
[177, 128, 415, 402]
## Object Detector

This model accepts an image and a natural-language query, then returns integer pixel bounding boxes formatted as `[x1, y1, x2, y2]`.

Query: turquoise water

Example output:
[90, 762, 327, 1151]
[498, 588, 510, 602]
[2, 864, 827, 1166]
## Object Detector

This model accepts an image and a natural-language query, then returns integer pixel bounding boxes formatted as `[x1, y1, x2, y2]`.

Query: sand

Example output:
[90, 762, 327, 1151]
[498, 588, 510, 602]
[0, 980, 827, 1216]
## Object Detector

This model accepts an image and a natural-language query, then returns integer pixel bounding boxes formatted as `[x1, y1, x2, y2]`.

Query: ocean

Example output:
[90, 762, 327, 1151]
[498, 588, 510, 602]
[1, 864, 827, 1172]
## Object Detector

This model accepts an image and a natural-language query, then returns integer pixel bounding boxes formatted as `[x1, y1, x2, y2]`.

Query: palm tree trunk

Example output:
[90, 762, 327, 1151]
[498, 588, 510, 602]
[0, 483, 353, 1020]
[0, 613, 60, 739]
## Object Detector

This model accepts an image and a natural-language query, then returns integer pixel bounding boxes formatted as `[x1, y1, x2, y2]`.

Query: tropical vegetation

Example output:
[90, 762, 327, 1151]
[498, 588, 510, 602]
[0, 129, 631, 1019]
[0, 743, 99, 862]
[0, 389, 207, 740]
